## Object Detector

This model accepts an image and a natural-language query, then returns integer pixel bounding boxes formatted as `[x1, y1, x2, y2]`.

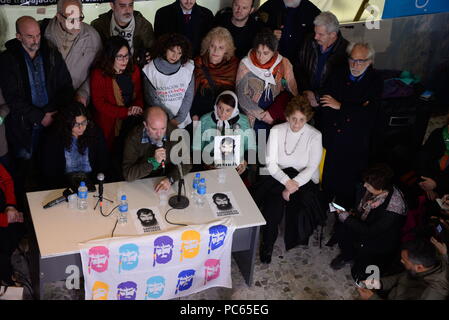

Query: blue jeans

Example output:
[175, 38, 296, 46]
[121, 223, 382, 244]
[15, 124, 43, 160]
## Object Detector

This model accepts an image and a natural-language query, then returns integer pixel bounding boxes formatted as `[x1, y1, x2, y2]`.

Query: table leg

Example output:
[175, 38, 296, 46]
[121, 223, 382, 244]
[232, 226, 260, 287]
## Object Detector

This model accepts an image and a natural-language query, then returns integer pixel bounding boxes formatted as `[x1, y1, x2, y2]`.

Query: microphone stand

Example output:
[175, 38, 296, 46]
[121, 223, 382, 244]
[94, 194, 114, 211]
[168, 164, 189, 209]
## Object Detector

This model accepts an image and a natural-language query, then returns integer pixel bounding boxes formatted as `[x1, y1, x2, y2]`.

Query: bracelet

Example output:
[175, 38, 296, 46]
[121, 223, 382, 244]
[0, 116, 3, 126]
[147, 157, 161, 170]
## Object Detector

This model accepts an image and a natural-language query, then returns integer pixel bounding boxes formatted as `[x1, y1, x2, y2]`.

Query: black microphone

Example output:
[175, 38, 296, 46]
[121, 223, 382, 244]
[97, 173, 105, 202]
[156, 140, 165, 173]
[43, 188, 75, 209]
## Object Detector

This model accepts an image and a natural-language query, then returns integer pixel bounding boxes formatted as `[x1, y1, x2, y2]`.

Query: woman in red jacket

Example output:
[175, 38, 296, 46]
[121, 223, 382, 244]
[0, 163, 24, 286]
[91, 36, 144, 152]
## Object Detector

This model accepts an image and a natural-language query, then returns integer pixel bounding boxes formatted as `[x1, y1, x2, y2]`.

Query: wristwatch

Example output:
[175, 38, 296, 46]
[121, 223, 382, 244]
[168, 176, 175, 185]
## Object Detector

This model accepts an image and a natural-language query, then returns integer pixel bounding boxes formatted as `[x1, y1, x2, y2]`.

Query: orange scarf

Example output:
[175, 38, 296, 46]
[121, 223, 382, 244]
[249, 49, 282, 76]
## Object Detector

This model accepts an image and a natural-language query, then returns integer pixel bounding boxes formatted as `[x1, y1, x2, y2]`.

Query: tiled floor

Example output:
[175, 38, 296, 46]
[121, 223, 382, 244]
[8, 112, 448, 300]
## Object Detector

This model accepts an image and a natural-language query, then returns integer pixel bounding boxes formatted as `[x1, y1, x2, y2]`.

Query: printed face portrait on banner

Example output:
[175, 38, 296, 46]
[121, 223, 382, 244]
[153, 236, 174, 266]
[117, 281, 138, 300]
[145, 276, 165, 299]
[212, 193, 233, 211]
[92, 281, 109, 300]
[208, 225, 228, 254]
[119, 243, 140, 272]
[204, 259, 221, 284]
[175, 269, 196, 294]
[180, 230, 201, 261]
[137, 208, 157, 227]
[88, 246, 110, 274]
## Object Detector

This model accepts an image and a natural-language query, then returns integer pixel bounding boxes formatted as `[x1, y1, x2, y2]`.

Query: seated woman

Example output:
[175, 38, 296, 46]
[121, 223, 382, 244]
[255, 95, 325, 264]
[90, 36, 144, 152]
[330, 163, 407, 281]
[191, 27, 239, 121]
[236, 29, 298, 131]
[142, 33, 194, 129]
[40, 102, 109, 190]
[0, 163, 24, 286]
[193, 91, 256, 177]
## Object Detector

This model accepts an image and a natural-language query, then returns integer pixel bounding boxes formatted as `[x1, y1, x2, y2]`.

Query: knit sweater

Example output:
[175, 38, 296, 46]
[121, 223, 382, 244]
[266, 122, 322, 187]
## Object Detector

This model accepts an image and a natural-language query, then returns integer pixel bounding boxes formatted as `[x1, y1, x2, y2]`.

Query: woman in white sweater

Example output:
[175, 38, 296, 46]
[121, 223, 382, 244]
[256, 95, 326, 264]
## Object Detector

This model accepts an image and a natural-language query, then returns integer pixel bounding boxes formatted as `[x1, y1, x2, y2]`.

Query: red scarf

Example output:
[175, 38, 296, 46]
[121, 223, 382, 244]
[249, 49, 282, 76]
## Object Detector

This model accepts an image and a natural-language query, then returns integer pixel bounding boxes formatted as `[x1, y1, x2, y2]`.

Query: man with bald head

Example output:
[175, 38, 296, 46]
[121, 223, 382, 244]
[41, 0, 102, 106]
[122, 106, 191, 190]
[0, 16, 73, 183]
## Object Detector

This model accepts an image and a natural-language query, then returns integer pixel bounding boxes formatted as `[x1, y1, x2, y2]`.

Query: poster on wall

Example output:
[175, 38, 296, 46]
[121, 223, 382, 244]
[382, 0, 449, 19]
[79, 218, 235, 300]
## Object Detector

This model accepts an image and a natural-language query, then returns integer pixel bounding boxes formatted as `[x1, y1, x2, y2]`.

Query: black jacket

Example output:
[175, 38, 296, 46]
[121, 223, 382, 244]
[154, 1, 214, 56]
[344, 187, 406, 255]
[316, 66, 383, 196]
[296, 31, 349, 91]
[214, 8, 264, 59]
[256, 0, 320, 63]
[40, 125, 110, 190]
[418, 126, 449, 195]
[0, 39, 74, 154]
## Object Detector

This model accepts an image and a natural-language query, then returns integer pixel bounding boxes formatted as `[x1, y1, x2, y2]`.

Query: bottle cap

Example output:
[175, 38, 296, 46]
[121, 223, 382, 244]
[200, 178, 205, 183]
[195, 173, 200, 178]
[121, 195, 127, 201]
[80, 181, 86, 187]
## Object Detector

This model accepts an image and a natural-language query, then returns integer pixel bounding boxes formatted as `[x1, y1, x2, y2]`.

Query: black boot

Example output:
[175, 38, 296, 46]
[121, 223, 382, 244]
[259, 243, 273, 264]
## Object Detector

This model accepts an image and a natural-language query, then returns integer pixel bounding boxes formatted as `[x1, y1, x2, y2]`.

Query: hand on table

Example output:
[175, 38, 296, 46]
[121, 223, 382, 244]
[154, 178, 171, 192]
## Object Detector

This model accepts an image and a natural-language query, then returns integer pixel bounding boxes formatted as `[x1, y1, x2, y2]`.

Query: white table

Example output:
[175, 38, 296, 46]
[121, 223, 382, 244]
[26, 168, 266, 299]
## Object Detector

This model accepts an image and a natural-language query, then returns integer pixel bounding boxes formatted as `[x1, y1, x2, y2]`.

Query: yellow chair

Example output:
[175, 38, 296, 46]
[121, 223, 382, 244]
[318, 148, 326, 247]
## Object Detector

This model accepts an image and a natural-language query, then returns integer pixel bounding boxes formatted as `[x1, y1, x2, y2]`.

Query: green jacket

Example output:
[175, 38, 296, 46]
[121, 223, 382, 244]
[370, 256, 449, 300]
[91, 10, 154, 66]
[193, 112, 257, 162]
[122, 123, 192, 182]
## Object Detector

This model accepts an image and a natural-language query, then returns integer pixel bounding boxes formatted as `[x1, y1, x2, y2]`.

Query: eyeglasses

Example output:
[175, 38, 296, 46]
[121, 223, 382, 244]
[60, 13, 85, 24]
[115, 54, 130, 61]
[348, 57, 370, 66]
[73, 120, 88, 128]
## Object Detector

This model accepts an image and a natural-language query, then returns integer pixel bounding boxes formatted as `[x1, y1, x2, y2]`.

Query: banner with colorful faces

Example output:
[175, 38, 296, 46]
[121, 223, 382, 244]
[80, 219, 235, 300]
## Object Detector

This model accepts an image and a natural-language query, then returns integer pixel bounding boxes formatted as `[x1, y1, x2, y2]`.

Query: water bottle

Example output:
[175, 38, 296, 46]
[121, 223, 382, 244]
[191, 173, 201, 200]
[196, 178, 206, 207]
[77, 181, 88, 211]
[118, 195, 128, 224]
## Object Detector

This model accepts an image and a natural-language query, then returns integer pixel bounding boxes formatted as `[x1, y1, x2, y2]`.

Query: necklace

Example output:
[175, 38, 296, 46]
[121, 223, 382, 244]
[284, 127, 303, 156]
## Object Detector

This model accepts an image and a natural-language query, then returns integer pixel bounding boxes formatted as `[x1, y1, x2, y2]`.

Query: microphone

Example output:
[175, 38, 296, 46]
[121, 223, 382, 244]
[43, 188, 75, 209]
[97, 173, 105, 203]
[168, 164, 189, 209]
[156, 140, 165, 171]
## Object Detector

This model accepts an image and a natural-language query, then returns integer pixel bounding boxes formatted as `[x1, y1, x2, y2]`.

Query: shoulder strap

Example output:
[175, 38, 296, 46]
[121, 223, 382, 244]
[200, 64, 217, 95]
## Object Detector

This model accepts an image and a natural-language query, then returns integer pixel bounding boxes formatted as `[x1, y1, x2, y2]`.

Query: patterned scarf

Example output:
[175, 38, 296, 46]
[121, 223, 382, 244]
[440, 126, 449, 171]
[194, 55, 239, 94]
[358, 187, 406, 221]
[110, 15, 135, 54]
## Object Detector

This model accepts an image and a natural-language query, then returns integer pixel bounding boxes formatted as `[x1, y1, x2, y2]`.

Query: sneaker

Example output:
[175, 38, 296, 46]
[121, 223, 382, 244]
[330, 254, 353, 270]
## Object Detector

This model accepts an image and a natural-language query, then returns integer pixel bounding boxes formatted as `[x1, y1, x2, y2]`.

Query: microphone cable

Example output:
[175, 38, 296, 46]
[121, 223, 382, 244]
[164, 182, 188, 227]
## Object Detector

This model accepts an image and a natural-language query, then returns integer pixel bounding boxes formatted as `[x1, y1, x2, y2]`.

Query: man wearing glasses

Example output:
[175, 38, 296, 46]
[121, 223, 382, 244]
[314, 42, 383, 211]
[41, 0, 102, 107]
[91, 0, 154, 68]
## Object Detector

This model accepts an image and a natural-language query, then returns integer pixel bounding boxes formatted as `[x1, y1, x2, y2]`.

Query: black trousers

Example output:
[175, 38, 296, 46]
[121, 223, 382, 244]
[0, 222, 25, 282]
[256, 174, 324, 251]
[334, 220, 396, 281]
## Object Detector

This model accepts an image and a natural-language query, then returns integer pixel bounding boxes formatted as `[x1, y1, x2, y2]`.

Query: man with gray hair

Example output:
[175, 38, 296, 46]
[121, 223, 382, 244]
[296, 11, 348, 107]
[41, 0, 102, 106]
[91, 0, 154, 68]
[314, 42, 383, 209]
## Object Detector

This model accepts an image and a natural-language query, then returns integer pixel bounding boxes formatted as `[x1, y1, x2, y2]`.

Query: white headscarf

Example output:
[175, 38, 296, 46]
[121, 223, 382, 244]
[213, 90, 240, 133]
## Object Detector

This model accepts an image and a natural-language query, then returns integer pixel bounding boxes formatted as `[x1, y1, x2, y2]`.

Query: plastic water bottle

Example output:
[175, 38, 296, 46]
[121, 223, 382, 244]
[196, 178, 206, 207]
[191, 173, 201, 200]
[118, 195, 128, 224]
[77, 181, 88, 211]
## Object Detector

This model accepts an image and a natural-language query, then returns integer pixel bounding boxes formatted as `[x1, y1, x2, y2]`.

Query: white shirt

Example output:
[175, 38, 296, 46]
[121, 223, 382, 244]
[266, 122, 323, 187]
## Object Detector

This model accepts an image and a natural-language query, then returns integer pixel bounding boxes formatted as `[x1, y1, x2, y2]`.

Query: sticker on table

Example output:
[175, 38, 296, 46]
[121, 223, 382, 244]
[132, 207, 162, 234]
[213, 135, 240, 167]
[206, 192, 240, 217]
